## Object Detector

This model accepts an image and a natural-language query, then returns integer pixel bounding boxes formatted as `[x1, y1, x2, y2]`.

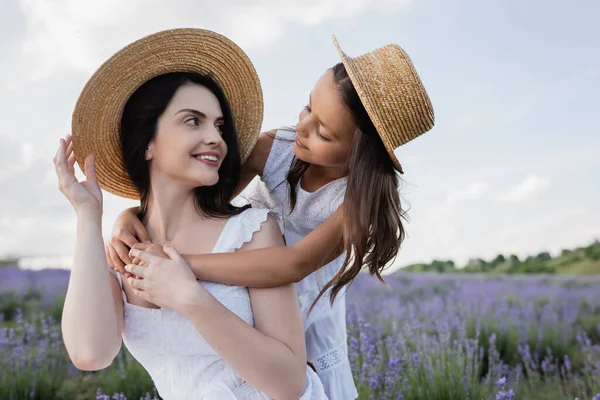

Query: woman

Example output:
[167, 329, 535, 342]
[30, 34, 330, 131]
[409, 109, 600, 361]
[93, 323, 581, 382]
[56, 28, 327, 399]
[109, 36, 436, 399]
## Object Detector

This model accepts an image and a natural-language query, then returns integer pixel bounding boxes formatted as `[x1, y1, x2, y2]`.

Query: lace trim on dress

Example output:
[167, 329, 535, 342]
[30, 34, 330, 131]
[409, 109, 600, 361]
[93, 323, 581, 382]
[227, 208, 271, 252]
[315, 342, 348, 373]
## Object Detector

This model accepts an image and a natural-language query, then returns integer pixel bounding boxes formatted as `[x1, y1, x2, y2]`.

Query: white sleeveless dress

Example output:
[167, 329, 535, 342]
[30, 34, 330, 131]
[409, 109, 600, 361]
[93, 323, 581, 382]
[241, 128, 359, 400]
[110, 208, 327, 399]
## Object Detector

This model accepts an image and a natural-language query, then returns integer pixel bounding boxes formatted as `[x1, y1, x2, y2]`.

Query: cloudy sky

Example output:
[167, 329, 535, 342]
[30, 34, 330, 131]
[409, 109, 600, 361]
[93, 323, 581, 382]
[0, 0, 598, 270]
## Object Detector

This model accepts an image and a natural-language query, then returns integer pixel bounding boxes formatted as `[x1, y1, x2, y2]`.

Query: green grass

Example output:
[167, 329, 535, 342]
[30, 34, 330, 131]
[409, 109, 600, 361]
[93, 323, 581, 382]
[557, 259, 600, 275]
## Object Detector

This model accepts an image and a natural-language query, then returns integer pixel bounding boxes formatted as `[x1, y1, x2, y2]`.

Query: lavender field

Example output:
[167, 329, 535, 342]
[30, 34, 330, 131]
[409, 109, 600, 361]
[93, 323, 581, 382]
[1, 264, 600, 399]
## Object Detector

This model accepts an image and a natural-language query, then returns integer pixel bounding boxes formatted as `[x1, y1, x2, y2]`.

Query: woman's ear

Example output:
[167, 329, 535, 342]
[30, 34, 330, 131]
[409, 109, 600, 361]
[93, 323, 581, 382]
[145, 142, 154, 161]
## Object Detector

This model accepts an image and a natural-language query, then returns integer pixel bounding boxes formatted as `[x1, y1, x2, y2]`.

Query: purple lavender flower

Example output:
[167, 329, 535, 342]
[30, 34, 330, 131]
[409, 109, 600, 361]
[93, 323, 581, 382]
[496, 388, 515, 400]
[495, 377, 507, 388]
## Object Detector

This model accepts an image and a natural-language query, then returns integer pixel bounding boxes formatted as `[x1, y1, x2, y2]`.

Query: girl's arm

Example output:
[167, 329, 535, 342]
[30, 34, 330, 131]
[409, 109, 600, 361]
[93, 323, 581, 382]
[181, 206, 344, 287]
[233, 129, 276, 196]
[127, 216, 307, 399]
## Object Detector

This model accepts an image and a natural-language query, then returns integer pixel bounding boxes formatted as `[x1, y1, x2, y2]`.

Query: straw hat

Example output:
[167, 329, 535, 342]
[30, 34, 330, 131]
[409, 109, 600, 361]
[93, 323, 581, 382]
[333, 36, 434, 173]
[72, 28, 263, 199]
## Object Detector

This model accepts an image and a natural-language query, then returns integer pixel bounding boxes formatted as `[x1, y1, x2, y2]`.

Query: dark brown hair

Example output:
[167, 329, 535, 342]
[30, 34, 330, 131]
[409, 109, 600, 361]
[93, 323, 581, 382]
[287, 63, 406, 307]
[120, 72, 249, 219]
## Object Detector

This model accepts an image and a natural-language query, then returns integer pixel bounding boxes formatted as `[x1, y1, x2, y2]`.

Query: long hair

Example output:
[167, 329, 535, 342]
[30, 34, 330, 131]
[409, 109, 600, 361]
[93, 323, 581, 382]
[287, 63, 406, 307]
[120, 72, 249, 219]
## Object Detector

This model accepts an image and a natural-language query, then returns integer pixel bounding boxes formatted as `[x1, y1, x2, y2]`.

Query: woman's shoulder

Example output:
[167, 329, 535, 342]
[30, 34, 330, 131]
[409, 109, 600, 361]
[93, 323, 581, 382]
[217, 208, 284, 253]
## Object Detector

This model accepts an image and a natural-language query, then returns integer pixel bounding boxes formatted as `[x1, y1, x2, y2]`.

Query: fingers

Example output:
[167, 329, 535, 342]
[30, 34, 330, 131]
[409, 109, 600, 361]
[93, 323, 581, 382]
[105, 245, 131, 279]
[118, 231, 141, 250]
[129, 248, 163, 265]
[132, 243, 167, 259]
[125, 264, 146, 278]
[163, 245, 185, 263]
[84, 154, 97, 184]
[130, 287, 147, 300]
[108, 244, 126, 272]
[65, 135, 75, 173]
[132, 242, 152, 251]
[113, 240, 133, 265]
[67, 152, 76, 175]
[133, 219, 152, 243]
[54, 138, 67, 178]
[54, 135, 78, 190]
[127, 276, 147, 291]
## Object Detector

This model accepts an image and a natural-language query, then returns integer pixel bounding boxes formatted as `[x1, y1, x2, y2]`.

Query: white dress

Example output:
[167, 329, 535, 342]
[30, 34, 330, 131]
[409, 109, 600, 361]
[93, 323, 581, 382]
[110, 208, 327, 400]
[242, 128, 359, 400]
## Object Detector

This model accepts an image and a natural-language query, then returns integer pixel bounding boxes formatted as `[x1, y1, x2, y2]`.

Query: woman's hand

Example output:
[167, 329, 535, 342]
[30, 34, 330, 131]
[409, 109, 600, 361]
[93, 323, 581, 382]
[125, 245, 203, 314]
[53, 134, 102, 218]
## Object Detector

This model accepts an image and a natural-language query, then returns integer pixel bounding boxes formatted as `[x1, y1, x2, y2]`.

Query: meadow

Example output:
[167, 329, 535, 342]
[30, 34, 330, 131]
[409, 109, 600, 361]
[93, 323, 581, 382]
[1, 263, 599, 399]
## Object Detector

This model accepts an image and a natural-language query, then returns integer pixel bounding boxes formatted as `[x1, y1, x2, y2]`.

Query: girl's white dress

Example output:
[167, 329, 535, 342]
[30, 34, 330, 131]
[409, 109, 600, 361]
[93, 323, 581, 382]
[243, 128, 359, 400]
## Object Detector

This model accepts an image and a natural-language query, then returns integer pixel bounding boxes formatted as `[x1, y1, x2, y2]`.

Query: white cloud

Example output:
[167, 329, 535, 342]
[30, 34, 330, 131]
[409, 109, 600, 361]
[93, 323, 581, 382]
[14, 0, 414, 83]
[499, 174, 551, 203]
[0, 130, 34, 181]
[445, 182, 490, 204]
[16, 0, 186, 82]
[218, 0, 412, 48]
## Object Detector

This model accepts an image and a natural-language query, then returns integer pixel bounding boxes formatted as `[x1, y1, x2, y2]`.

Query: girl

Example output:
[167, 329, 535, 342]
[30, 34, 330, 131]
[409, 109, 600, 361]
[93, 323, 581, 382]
[56, 28, 327, 399]
[110, 36, 435, 399]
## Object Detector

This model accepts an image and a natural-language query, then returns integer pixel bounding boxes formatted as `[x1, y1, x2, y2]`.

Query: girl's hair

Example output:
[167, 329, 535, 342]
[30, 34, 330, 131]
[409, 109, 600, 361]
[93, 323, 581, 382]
[120, 72, 249, 219]
[287, 62, 406, 306]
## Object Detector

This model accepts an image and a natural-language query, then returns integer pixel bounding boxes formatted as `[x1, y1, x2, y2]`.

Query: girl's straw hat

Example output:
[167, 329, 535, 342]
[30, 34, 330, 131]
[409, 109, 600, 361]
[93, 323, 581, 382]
[333, 36, 435, 173]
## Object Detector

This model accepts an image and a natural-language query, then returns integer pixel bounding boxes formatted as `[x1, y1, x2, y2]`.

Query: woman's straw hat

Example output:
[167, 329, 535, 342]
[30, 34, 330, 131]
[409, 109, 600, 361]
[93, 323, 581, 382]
[333, 36, 434, 173]
[72, 28, 263, 199]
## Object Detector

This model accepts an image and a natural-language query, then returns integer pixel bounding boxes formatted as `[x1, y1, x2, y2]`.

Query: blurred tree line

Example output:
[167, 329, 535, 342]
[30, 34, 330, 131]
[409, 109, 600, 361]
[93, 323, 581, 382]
[402, 239, 600, 274]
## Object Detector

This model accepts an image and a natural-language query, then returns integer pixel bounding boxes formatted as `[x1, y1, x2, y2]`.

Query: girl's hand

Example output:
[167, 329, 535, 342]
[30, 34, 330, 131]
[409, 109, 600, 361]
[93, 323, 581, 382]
[53, 134, 102, 218]
[125, 245, 203, 313]
[106, 208, 151, 274]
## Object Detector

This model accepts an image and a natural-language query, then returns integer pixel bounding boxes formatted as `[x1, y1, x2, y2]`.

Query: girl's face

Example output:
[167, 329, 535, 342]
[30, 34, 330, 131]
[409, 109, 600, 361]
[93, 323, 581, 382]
[146, 83, 228, 188]
[294, 70, 357, 170]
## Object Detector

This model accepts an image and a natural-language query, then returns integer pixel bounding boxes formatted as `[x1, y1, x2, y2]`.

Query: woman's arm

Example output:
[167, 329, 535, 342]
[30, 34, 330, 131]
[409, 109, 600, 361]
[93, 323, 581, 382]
[54, 135, 123, 371]
[62, 214, 124, 371]
[127, 216, 307, 399]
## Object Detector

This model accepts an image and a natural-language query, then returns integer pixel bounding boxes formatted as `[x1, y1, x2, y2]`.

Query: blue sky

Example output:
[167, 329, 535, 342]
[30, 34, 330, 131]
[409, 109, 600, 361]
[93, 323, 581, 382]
[0, 0, 598, 269]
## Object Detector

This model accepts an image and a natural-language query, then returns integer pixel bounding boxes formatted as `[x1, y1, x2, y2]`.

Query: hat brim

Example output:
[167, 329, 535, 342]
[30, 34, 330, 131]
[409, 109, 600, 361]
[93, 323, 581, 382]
[72, 28, 263, 199]
[332, 36, 435, 174]
[332, 36, 404, 173]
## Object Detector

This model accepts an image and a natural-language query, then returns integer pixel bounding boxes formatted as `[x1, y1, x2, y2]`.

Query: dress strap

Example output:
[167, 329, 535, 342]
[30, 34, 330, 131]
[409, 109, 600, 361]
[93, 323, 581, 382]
[109, 268, 129, 304]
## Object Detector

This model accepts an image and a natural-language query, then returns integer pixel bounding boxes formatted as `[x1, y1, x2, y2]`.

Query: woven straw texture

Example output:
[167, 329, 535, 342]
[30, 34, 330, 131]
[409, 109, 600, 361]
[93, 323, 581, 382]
[333, 36, 434, 172]
[72, 28, 263, 199]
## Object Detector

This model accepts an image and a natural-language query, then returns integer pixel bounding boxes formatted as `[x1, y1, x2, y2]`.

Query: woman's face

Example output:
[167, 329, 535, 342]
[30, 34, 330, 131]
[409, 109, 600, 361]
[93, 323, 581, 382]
[146, 83, 227, 188]
[294, 69, 357, 170]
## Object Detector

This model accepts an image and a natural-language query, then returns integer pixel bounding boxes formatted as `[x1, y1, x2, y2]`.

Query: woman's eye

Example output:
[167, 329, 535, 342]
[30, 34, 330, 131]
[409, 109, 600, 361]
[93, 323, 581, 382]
[185, 117, 199, 126]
